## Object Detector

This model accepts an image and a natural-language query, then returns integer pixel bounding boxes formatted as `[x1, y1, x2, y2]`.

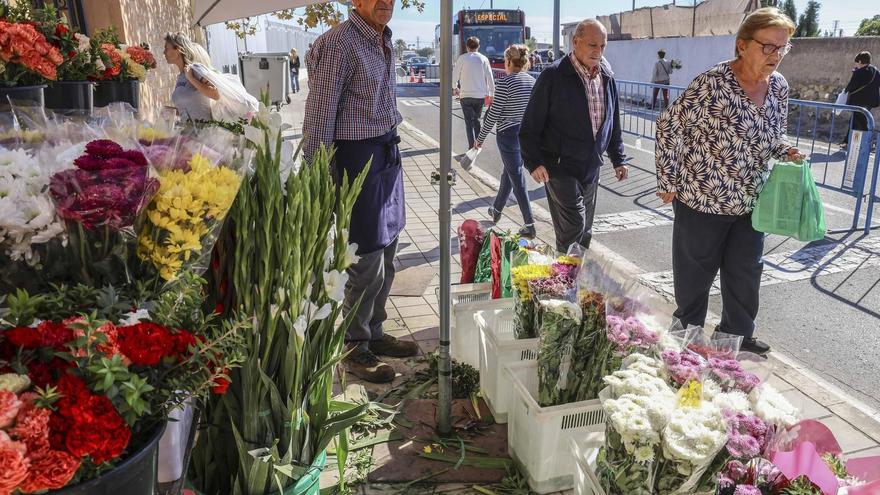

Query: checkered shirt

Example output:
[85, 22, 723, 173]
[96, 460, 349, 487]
[570, 53, 605, 139]
[303, 10, 402, 161]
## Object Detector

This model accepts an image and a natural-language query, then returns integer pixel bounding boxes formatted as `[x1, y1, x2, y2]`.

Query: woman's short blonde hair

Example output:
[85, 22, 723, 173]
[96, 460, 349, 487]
[289, 48, 298, 59]
[505, 44, 530, 71]
[735, 7, 796, 57]
[165, 32, 214, 69]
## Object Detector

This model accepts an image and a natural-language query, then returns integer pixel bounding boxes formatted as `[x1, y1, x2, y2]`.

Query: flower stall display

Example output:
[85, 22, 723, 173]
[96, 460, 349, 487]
[0, 5, 64, 89]
[536, 298, 582, 406]
[511, 261, 552, 339]
[0, 273, 243, 494]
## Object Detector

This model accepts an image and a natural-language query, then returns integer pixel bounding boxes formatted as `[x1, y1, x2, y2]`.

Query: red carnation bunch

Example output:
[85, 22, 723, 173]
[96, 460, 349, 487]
[98, 42, 122, 80]
[125, 45, 156, 69]
[117, 322, 196, 366]
[2, 321, 75, 351]
[0, 20, 64, 81]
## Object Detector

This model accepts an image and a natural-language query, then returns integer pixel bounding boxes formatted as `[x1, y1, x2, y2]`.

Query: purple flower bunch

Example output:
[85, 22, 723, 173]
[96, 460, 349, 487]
[605, 315, 659, 352]
[550, 260, 578, 281]
[718, 458, 783, 495]
[709, 357, 761, 393]
[528, 275, 574, 300]
[724, 410, 769, 459]
[50, 140, 159, 231]
[661, 349, 708, 386]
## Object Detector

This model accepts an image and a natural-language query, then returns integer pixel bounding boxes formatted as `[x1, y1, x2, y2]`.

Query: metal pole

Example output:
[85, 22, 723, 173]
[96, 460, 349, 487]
[553, 0, 560, 58]
[437, 0, 453, 437]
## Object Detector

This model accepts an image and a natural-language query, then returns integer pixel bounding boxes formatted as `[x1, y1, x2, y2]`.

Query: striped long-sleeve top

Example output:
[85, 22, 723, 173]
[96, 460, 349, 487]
[477, 71, 535, 143]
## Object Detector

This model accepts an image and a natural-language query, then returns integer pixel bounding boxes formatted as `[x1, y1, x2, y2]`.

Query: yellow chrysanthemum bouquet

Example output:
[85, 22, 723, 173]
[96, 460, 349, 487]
[137, 128, 247, 282]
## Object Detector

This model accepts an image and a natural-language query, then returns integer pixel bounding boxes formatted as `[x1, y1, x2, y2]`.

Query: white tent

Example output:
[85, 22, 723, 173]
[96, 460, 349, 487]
[191, 0, 457, 434]
[193, 0, 351, 26]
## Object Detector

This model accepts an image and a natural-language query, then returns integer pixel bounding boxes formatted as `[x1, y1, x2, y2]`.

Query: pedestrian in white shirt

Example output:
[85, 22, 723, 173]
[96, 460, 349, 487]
[651, 49, 674, 109]
[453, 36, 495, 149]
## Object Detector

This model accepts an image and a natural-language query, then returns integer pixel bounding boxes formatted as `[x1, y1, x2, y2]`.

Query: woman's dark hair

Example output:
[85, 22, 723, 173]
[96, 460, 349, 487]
[466, 37, 480, 51]
[855, 51, 871, 65]
[658, 50, 666, 58]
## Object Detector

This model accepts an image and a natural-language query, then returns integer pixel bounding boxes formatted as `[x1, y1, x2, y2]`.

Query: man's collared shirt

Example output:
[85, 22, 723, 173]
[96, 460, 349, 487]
[570, 53, 605, 139]
[303, 10, 402, 160]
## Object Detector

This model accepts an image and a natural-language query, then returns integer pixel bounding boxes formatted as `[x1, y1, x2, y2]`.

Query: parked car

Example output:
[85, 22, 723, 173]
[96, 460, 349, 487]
[405, 56, 430, 74]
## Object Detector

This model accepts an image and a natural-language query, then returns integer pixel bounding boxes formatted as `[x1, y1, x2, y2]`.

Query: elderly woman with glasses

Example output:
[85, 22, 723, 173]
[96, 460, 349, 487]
[654, 7, 805, 356]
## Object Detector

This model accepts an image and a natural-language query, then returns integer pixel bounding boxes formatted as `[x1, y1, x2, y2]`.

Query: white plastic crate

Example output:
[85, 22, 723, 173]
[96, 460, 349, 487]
[505, 361, 606, 494]
[569, 435, 606, 495]
[475, 307, 538, 423]
[445, 284, 513, 368]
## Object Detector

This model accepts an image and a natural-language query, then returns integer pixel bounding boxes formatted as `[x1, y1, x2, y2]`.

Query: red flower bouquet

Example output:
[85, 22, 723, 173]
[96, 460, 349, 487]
[125, 45, 156, 69]
[98, 43, 122, 80]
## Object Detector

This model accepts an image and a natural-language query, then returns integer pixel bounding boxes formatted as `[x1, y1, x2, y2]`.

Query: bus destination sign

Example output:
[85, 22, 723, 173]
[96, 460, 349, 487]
[462, 10, 522, 25]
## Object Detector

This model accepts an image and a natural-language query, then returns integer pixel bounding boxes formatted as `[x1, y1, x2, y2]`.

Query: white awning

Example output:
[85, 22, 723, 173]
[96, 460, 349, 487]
[193, 0, 349, 27]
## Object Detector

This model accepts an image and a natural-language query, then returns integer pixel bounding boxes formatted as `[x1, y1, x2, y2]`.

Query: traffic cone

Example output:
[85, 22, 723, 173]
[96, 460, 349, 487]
[418, 71, 424, 83]
[409, 67, 415, 83]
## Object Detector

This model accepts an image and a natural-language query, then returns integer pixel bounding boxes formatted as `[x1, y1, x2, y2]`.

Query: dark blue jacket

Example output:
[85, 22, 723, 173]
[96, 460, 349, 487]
[519, 54, 626, 183]
[845, 64, 880, 109]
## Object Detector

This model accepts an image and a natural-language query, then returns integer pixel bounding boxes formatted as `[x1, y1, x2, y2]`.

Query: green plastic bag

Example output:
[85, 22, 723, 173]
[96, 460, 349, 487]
[473, 231, 494, 284]
[500, 236, 520, 298]
[752, 161, 825, 241]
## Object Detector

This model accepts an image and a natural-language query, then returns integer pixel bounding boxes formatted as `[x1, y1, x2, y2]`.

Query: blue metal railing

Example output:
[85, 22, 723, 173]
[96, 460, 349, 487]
[615, 79, 878, 233]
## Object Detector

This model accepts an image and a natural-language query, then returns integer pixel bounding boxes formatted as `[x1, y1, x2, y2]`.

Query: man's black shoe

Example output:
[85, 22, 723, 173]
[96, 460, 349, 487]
[488, 207, 502, 224]
[740, 337, 771, 356]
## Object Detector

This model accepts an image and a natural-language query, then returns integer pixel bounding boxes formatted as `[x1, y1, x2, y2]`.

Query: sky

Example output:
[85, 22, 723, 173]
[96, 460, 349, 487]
[370, 0, 879, 46]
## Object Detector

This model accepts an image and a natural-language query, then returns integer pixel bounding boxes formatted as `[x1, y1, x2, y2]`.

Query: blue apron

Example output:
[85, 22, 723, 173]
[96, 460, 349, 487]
[333, 129, 405, 255]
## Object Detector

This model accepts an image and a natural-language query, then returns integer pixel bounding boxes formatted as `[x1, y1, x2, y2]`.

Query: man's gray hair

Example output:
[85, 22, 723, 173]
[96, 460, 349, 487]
[573, 19, 606, 39]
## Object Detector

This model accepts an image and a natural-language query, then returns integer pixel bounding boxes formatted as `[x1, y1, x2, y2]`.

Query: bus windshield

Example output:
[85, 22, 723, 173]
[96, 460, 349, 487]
[460, 25, 522, 62]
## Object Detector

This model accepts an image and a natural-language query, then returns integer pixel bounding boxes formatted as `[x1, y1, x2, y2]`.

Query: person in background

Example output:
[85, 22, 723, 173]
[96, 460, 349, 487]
[302, 0, 417, 383]
[453, 36, 495, 149]
[289, 48, 301, 93]
[519, 19, 629, 254]
[655, 7, 805, 356]
[163, 32, 219, 121]
[840, 51, 879, 148]
[474, 44, 536, 239]
[651, 49, 674, 109]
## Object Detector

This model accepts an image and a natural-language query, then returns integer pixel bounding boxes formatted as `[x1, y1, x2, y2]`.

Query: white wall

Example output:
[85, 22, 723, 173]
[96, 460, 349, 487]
[603, 35, 736, 86]
[205, 17, 319, 75]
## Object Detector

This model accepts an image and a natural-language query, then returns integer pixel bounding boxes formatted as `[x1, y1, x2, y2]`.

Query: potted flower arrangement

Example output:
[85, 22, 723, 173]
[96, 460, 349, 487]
[0, 4, 65, 106]
[0, 274, 244, 494]
[91, 27, 157, 110]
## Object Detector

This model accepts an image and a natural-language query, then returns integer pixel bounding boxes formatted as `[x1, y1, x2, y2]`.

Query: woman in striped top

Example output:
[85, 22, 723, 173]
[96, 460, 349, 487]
[475, 44, 537, 238]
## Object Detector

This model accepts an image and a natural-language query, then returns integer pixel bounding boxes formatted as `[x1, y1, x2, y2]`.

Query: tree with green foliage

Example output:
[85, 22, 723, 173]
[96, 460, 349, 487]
[525, 37, 537, 51]
[416, 47, 434, 58]
[794, 1, 820, 38]
[855, 15, 880, 36]
[781, 0, 797, 24]
[394, 39, 409, 59]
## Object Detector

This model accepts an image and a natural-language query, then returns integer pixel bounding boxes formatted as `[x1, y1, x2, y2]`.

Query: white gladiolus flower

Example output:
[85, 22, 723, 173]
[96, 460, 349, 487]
[343, 243, 360, 267]
[750, 383, 799, 427]
[324, 270, 348, 303]
[119, 308, 151, 325]
[293, 315, 308, 338]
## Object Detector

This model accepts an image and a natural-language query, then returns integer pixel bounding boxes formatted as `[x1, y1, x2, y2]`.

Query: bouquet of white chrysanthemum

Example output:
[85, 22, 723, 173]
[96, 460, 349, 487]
[749, 383, 800, 428]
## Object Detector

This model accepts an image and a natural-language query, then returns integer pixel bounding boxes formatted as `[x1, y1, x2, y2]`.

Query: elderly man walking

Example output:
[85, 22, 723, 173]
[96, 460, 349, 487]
[303, 0, 418, 383]
[519, 19, 628, 254]
[453, 36, 495, 149]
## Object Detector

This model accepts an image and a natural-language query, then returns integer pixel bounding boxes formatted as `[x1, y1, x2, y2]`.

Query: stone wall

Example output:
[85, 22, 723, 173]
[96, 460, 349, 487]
[780, 36, 880, 102]
[82, 0, 197, 120]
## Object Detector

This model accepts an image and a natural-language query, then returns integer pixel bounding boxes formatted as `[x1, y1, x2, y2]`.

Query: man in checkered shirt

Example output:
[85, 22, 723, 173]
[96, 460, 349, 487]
[304, 0, 418, 383]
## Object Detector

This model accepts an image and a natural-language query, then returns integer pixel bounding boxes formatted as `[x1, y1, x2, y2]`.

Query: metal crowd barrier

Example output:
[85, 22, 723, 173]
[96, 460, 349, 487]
[615, 79, 878, 233]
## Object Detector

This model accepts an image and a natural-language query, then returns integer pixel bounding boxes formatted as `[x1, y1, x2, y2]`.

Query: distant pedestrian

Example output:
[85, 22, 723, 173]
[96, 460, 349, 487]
[303, 0, 418, 383]
[474, 44, 536, 238]
[289, 48, 301, 93]
[651, 49, 674, 109]
[453, 36, 495, 149]
[519, 19, 629, 254]
[840, 51, 879, 147]
[546, 49, 554, 63]
[655, 7, 804, 356]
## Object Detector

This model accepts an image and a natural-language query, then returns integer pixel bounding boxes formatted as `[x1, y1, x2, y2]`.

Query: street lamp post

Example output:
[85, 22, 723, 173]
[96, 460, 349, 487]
[553, 0, 560, 58]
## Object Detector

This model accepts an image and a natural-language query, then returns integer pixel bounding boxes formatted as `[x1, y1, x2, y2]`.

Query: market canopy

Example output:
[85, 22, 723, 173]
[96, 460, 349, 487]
[193, 0, 350, 27]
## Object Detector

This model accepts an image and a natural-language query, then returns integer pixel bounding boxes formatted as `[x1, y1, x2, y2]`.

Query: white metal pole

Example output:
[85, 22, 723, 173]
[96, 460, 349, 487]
[437, 0, 453, 436]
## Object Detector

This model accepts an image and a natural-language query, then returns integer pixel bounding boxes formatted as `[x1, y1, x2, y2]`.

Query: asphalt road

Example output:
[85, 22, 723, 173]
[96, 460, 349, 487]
[396, 83, 880, 411]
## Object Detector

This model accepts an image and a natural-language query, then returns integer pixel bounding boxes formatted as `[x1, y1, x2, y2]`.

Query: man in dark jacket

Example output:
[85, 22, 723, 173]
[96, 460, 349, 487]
[519, 19, 628, 253]
[842, 51, 880, 147]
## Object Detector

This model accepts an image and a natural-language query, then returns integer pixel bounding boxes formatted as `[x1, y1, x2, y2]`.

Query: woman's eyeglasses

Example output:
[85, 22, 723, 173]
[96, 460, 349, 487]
[751, 40, 793, 56]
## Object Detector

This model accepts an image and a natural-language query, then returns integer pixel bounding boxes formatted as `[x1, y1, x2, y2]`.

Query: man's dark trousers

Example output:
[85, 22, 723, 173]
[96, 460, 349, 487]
[543, 171, 599, 253]
[460, 97, 484, 149]
[671, 200, 764, 339]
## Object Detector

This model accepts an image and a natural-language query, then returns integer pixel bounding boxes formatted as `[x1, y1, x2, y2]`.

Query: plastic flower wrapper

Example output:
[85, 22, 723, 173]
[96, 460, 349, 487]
[46, 134, 160, 288]
[535, 297, 581, 406]
[687, 328, 744, 360]
[510, 258, 552, 339]
[529, 274, 576, 331]
[137, 126, 249, 283]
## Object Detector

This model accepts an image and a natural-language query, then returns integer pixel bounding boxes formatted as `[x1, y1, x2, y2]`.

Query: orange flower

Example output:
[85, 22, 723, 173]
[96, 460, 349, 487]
[0, 21, 63, 80]
[99, 43, 122, 79]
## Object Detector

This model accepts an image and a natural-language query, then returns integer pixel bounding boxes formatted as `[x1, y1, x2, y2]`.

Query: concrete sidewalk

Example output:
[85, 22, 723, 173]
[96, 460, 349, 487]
[279, 88, 880, 494]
